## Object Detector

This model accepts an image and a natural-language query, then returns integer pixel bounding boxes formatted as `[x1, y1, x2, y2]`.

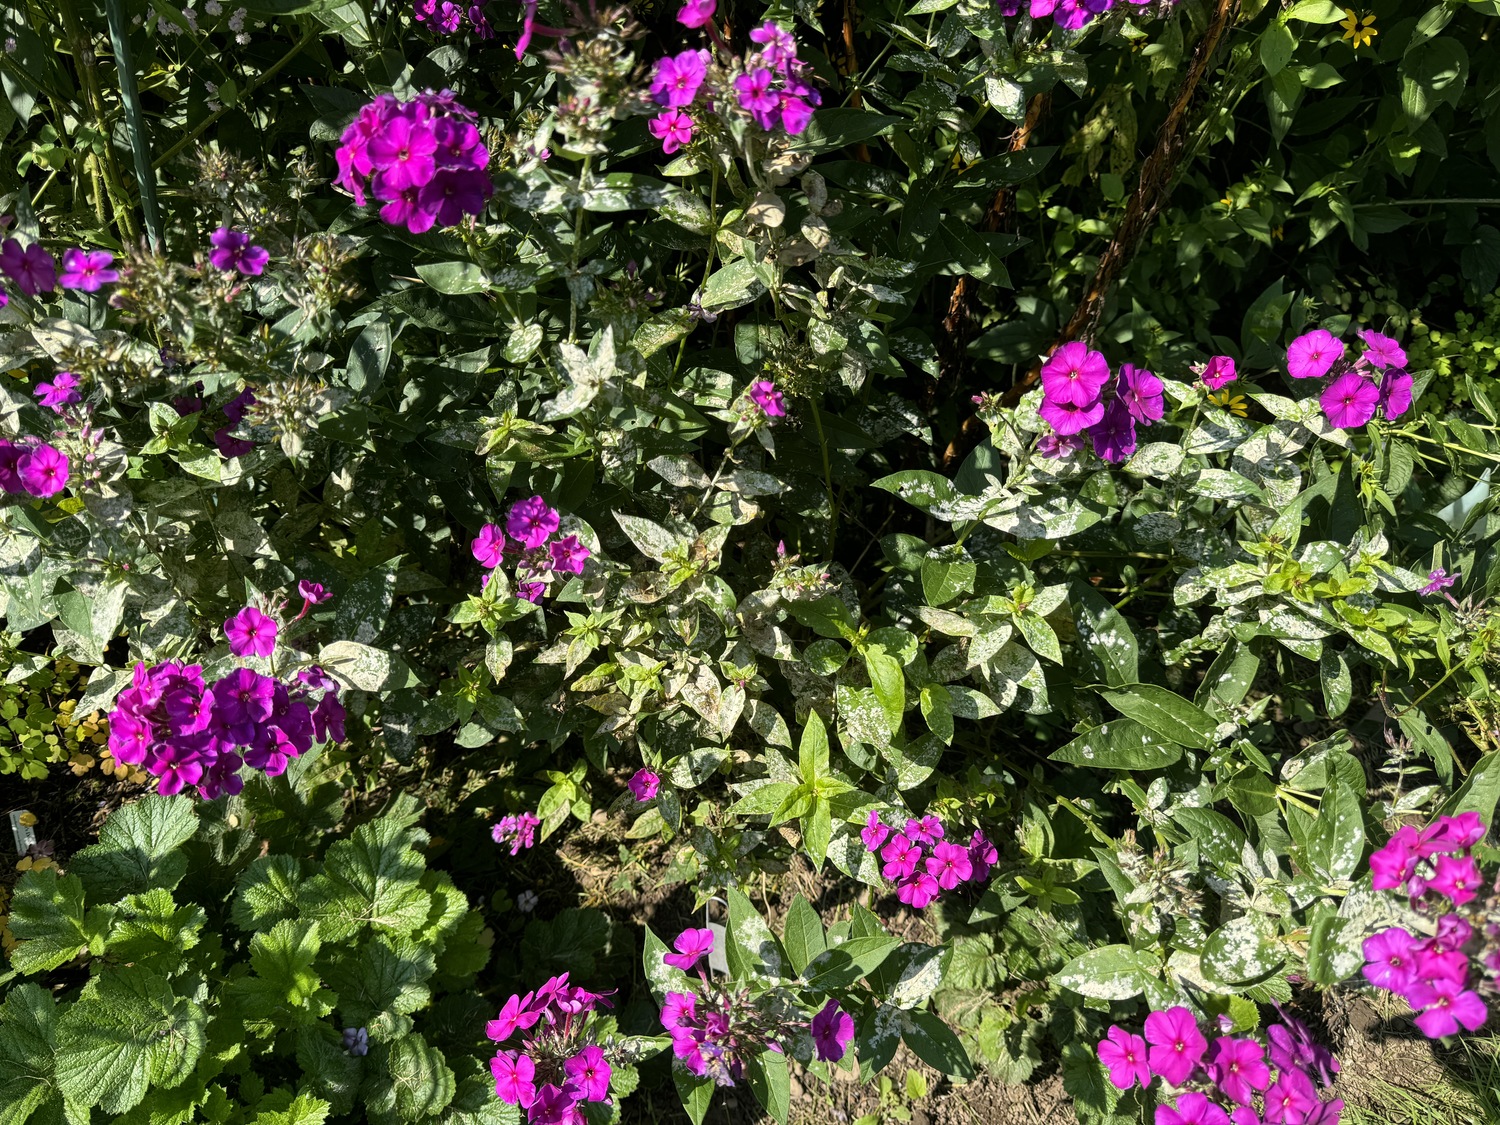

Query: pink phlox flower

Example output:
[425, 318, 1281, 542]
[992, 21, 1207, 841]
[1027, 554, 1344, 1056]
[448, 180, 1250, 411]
[1037, 431, 1087, 458]
[750, 22, 798, 69]
[1156, 1092, 1231, 1125]
[627, 768, 660, 801]
[472, 523, 507, 568]
[677, 0, 715, 27]
[1205, 1036, 1270, 1105]
[664, 926, 716, 971]
[517, 579, 547, 603]
[1119, 363, 1165, 424]
[1089, 399, 1138, 463]
[1360, 926, 1417, 991]
[661, 991, 697, 1031]
[1143, 1007, 1207, 1086]
[507, 495, 560, 549]
[1379, 368, 1413, 419]
[1418, 811, 1486, 855]
[225, 606, 278, 658]
[925, 840, 973, 890]
[549, 534, 590, 575]
[490, 1050, 538, 1106]
[734, 68, 779, 123]
[1096, 1025, 1151, 1090]
[896, 869, 940, 909]
[1262, 1068, 1319, 1124]
[1419, 568, 1457, 597]
[0, 238, 57, 294]
[16, 443, 70, 497]
[651, 49, 709, 108]
[1266, 1010, 1339, 1087]
[1040, 341, 1111, 407]
[649, 109, 695, 154]
[529, 1083, 582, 1125]
[749, 379, 786, 417]
[1199, 355, 1238, 390]
[968, 829, 998, 881]
[297, 579, 332, 605]
[58, 248, 119, 292]
[1286, 330, 1344, 380]
[880, 833, 921, 880]
[369, 114, 439, 192]
[1359, 329, 1407, 370]
[861, 810, 891, 853]
[491, 811, 542, 855]
[1038, 395, 1106, 436]
[208, 227, 270, 275]
[1426, 853, 1482, 906]
[1369, 826, 1420, 889]
[35, 371, 81, 412]
[811, 1000, 855, 1062]
[563, 1045, 612, 1102]
[904, 815, 944, 846]
[1319, 372, 1379, 429]
[1413, 977, 1489, 1038]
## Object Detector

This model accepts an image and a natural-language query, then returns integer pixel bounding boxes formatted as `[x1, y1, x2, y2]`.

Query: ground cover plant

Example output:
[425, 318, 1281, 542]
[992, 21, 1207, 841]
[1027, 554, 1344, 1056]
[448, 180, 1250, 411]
[2, 0, 1500, 1122]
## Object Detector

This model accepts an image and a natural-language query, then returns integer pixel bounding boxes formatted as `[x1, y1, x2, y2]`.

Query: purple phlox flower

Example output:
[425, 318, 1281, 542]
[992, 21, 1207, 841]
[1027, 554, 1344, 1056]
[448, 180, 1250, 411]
[734, 68, 779, 122]
[1157, 1092, 1231, 1125]
[298, 579, 332, 605]
[1143, 1007, 1207, 1087]
[880, 833, 921, 880]
[35, 371, 81, 412]
[1427, 853, 1482, 906]
[1431, 913, 1474, 955]
[1263, 1068, 1320, 1124]
[149, 741, 205, 796]
[208, 227, 270, 275]
[370, 114, 439, 192]
[1369, 826, 1420, 889]
[490, 1050, 539, 1106]
[777, 87, 817, 135]
[1412, 977, 1489, 1038]
[491, 811, 541, 855]
[108, 711, 154, 765]
[1229, 1110, 1263, 1125]
[214, 427, 255, 458]
[1266, 1010, 1340, 1087]
[419, 167, 494, 226]
[1286, 330, 1344, 380]
[664, 926, 715, 971]
[343, 1026, 370, 1056]
[861, 810, 891, 853]
[517, 579, 547, 603]
[299, 665, 338, 693]
[506, 495, 560, 549]
[1029, 0, 1060, 16]
[1089, 399, 1138, 463]
[549, 534, 590, 575]
[968, 829, 998, 881]
[1199, 355, 1238, 390]
[0, 440, 23, 494]
[488, 991, 542, 1043]
[1379, 367, 1413, 419]
[811, 1000, 854, 1062]
[312, 693, 347, 743]
[0, 239, 57, 294]
[58, 248, 119, 292]
[1038, 395, 1106, 436]
[904, 815, 944, 846]
[223, 388, 256, 425]
[17, 444, 70, 497]
[751, 21, 798, 70]
[897, 869, 941, 909]
[1359, 329, 1407, 370]
[627, 768, 660, 802]
[649, 109, 695, 154]
[564, 1045, 611, 1102]
[1419, 567, 1458, 597]
[225, 606, 278, 657]
[926, 840, 973, 890]
[651, 49, 709, 108]
[1206, 1036, 1270, 1105]
[1320, 372, 1379, 429]
[661, 991, 697, 1031]
[749, 379, 786, 417]
[1119, 363, 1165, 424]
[473, 523, 507, 568]
[1097, 1025, 1151, 1090]
[1361, 926, 1417, 992]
[1040, 341, 1111, 408]
[1037, 431, 1087, 458]
[1419, 812, 1486, 854]
[677, 0, 715, 27]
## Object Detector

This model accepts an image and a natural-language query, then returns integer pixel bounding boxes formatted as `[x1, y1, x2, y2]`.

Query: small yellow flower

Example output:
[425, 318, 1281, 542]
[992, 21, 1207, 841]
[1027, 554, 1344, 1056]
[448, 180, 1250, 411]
[1208, 389, 1250, 417]
[17, 811, 36, 827]
[1220, 194, 1235, 209]
[1341, 9, 1377, 49]
[1272, 225, 1285, 241]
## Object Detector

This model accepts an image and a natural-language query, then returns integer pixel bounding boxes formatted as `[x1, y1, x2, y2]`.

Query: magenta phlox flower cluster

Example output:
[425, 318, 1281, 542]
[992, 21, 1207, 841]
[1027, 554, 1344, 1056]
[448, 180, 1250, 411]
[414, 0, 495, 37]
[1283, 327, 1411, 430]
[334, 91, 493, 234]
[472, 494, 591, 603]
[107, 658, 345, 799]
[487, 972, 618, 1122]
[214, 386, 257, 459]
[996, 0, 1176, 31]
[0, 237, 58, 295]
[1097, 1007, 1343, 1125]
[861, 812, 996, 909]
[1036, 343, 1163, 464]
[492, 811, 542, 854]
[1362, 813, 1494, 1038]
[0, 439, 71, 499]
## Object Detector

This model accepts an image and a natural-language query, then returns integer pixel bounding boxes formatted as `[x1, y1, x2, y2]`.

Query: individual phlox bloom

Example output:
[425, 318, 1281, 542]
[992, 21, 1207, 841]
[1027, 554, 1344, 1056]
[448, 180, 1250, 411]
[1089, 399, 1138, 463]
[1359, 329, 1407, 370]
[472, 523, 507, 568]
[1426, 853, 1482, 906]
[1368, 826, 1419, 889]
[209, 227, 270, 275]
[1263, 1068, 1319, 1124]
[968, 829, 998, 881]
[749, 379, 786, 416]
[1412, 977, 1489, 1038]
[1039, 341, 1111, 407]
[925, 840, 973, 889]
[649, 109, 695, 154]
[651, 49, 708, 107]
[225, 606, 278, 657]
[1205, 1036, 1270, 1105]
[58, 248, 119, 292]
[1155, 1091, 1231, 1125]
[35, 371, 81, 411]
[1319, 372, 1379, 429]
[1200, 355, 1237, 390]
[0, 238, 57, 294]
[897, 869, 940, 908]
[749, 21, 797, 68]
[507, 494, 560, 548]
[1037, 431, 1087, 458]
[1417, 811, 1486, 855]
[734, 68, 779, 121]
[1097, 1026, 1151, 1090]
[660, 991, 697, 1031]
[677, 0, 715, 27]
[811, 1000, 854, 1062]
[1119, 363, 1165, 424]
[17, 444, 70, 497]
[487, 991, 540, 1041]
[1143, 1006, 1207, 1086]
[861, 810, 891, 852]
[627, 768, 659, 801]
[549, 534, 590, 575]
[564, 1044, 612, 1102]
[370, 114, 439, 191]
[1038, 395, 1106, 436]
[1286, 329, 1344, 380]
[663, 926, 715, 971]
[880, 833, 921, 880]
[298, 579, 332, 604]
[490, 1050, 537, 1106]
[904, 815, 943, 845]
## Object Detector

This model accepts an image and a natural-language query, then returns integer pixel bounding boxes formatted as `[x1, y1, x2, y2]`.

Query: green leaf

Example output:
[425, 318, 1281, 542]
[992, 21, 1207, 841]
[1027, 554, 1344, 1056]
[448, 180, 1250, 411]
[1049, 718, 1182, 770]
[804, 797, 833, 869]
[1201, 916, 1284, 987]
[728, 781, 800, 818]
[921, 549, 975, 607]
[55, 967, 207, 1114]
[232, 855, 304, 931]
[108, 888, 206, 965]
[0, 984, 61, 1125]
[1014, 610, 1062, 664]
[1100, 685, 1219, 749]
[799, 710, 831, 784]
[318, 640, 418, 694]
[296, 818, 432, 943]
[1285, 0, 1343, 21]
[1319, 650, 1352, 718]
[864, 651, 905, 732]
[69, 794, 198, 902]
[699, 259, 763, 311]
[797, 109, 900, 155]
[382, 1034, 455, 1120]
[726, 887, 785, 981]
[783, 594, 858, 640]
[250, 919, 327, 1007]
[416, 260, 487, 294]
[1195, 641, 1260, 715]
[1055, 945, 1161, 1000]
[1071, 585, 1138, 687]
[333, 556, 401, 646]
[902, 1011, 974, 1080]
[781, 895, 827, 976]
[746, 1049, 791, 1125]
[1300, 771, 1366, 882]
[326, 932, 434, 1039]
[1259, 21, 1295, 74]
[673, 1066, 715, 1125]
[1400, 38, 1469, 128]
[247, 1092, 331, 1125]
[347, 318, 392, 396]
[804, 935, 901, 989]
[7, 868, 107, 973]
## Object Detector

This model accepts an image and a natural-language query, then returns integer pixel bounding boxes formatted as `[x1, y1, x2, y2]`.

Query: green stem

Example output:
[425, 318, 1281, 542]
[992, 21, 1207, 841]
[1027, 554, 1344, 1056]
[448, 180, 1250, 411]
[808, 399, 838, 557]
[54, 0, 138, 242]
[568, 156, 592, 344]
[104, 0, 163, 251]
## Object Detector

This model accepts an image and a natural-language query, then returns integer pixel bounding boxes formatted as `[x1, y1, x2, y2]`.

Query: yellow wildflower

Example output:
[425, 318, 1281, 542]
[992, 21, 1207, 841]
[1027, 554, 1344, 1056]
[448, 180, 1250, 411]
[1341, 9, 1377, 49]
[1208, 389, 1250, 417]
